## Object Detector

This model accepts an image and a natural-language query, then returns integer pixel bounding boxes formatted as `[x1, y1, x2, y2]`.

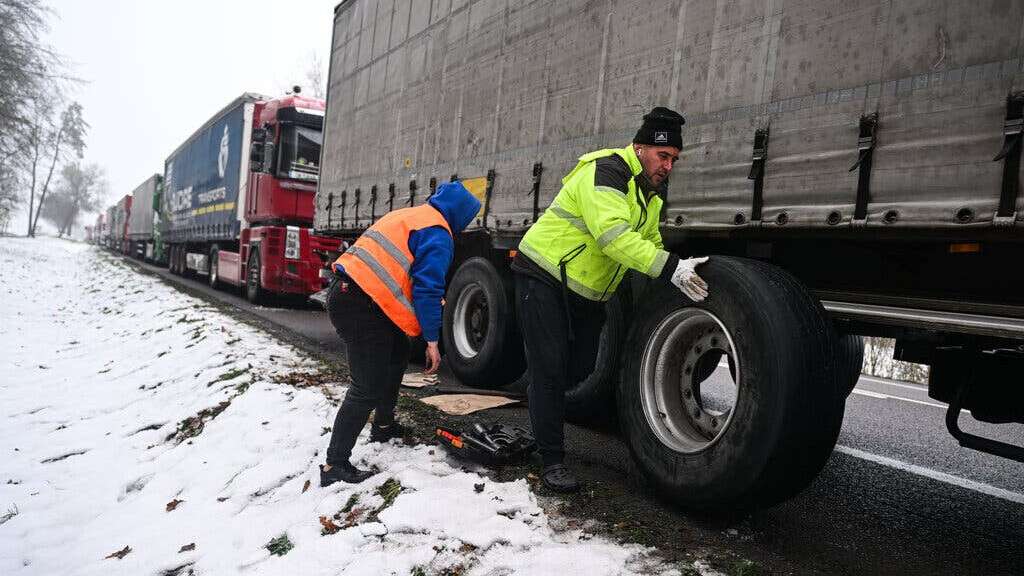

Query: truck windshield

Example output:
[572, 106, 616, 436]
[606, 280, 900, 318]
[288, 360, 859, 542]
[278, 125, 322, 182]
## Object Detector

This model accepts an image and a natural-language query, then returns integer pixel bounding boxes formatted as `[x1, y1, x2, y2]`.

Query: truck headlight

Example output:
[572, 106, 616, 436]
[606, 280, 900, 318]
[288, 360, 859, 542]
[284, 226, 301, 260]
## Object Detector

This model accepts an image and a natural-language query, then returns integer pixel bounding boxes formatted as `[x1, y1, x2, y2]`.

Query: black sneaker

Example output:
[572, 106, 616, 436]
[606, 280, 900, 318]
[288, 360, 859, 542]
[370, 421, 408, 443]
[320, 463, 373, 487]
[541, 464, 581, 493]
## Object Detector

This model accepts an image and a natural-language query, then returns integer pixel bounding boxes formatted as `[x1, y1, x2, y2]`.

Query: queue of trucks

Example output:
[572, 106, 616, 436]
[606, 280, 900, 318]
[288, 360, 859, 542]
[90, 1, 1024, 513]
[93, 90, 342, 304]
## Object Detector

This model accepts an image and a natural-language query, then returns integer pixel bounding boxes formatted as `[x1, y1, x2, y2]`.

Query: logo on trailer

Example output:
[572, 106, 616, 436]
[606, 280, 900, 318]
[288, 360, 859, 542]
[218, 125, 230, 179]
[654, 131, 668, 144]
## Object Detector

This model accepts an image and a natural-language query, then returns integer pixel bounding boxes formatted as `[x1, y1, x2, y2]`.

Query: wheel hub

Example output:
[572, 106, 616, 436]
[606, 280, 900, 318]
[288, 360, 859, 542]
[453, 284, 488, 359]
[639, 308, 741, 453]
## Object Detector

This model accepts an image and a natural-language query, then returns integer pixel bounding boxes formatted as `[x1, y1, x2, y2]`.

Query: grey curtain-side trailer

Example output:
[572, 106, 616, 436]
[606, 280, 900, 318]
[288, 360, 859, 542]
[315, 0, 1024, 511]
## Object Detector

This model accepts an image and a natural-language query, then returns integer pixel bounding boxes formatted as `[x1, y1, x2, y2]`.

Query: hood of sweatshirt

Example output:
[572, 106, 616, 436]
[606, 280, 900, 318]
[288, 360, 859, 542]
[428, 181, 481, 234]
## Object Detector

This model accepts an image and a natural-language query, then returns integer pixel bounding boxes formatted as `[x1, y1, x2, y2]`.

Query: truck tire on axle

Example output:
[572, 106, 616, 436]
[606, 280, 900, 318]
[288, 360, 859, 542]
[442, 257, 524, 387]
[208, 245, 220, 289]
[617, 256, 844, 511]
[246, 250, 264, 305]
[564, 288, 630, 425]
[834, 333, 865, 397]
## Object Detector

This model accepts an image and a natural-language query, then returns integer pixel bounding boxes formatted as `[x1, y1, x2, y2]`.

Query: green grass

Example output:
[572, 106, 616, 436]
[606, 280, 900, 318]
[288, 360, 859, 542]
[264, 533, 293, 557]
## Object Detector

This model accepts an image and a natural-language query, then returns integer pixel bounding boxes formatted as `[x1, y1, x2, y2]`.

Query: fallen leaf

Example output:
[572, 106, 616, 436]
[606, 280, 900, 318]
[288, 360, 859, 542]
[104, 545, 131, 560]
[216, 496, 229, 502]
[474, 483, 485, 493]
[319, 515, 341, 535]
[526, 473, 539, 484]
[178, 543, 196, 553]
[302, 479, 311, 494]
[166, 498, 184, 512]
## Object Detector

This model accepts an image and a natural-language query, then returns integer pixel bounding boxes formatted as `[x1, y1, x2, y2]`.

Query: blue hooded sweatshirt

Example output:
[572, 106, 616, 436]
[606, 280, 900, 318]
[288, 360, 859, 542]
[335, 181, 481, 342]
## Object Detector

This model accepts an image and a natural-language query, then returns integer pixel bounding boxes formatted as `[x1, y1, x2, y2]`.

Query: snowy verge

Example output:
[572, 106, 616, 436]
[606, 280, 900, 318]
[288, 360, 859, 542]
[0, 237, 682, 576]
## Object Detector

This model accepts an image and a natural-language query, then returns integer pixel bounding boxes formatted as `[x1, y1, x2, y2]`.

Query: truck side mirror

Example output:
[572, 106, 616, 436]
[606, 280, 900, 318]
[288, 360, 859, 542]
[250, 142, 265, 172]
[262, 142, 276, 174]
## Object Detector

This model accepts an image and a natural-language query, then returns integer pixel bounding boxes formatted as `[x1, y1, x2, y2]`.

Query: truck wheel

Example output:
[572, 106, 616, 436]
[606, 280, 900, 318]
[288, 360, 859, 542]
[834, 333, 865, 396]
[208, 245, 220, 289]
[170, 245, 181, 275]
[442, 257, 524, 387]
[246, 250, 264, 305]
[564, 288, 629, 425]
[617, 256, 843, 511]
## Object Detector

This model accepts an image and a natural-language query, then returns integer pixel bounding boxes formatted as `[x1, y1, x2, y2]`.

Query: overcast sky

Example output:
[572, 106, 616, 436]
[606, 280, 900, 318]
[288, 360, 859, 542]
[16, 0, 339, 231]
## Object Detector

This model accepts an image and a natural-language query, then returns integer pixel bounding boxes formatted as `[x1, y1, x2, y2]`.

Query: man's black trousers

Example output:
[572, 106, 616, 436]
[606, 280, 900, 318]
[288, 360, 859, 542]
[324, 277, 410, 466]
[514, 272, 605, 466]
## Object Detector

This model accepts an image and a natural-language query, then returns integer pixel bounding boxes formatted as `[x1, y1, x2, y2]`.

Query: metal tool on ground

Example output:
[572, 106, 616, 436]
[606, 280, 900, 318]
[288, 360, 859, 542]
[435, 423, 536, 466]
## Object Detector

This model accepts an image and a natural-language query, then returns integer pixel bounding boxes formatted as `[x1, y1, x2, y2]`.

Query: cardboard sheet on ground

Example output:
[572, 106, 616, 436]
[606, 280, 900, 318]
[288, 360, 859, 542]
[401, 372, 439, 388]
[420, 393, 519, 415]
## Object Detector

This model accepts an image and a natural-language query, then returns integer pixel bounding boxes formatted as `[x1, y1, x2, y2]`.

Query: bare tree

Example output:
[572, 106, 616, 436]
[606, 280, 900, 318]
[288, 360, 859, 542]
[29, 101, 87, 236]
[0, 156, 20, 235]
[1, 0, 77, 236]
[304, 52, 325, 99]
[40, 161, 104, 237]
[0, 1, 61, 156]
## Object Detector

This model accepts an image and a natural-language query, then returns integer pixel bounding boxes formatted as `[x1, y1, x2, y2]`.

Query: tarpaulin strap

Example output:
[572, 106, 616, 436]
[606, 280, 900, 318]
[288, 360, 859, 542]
[408, 180, 417, 206]
[850, 113, 879, 223]
[748, 128, 770, 222]
[353, 188, 361, 225]
[531, 162, 544, 221]
[994, 93, 1024, 225]
[388, 183, 395, 212]
[340, 190, 347, 225]
[428, 177, 438, 201]
[370, 185, 378, 222]
[482, 169, 496, 227]
[326, 192, 334, 228]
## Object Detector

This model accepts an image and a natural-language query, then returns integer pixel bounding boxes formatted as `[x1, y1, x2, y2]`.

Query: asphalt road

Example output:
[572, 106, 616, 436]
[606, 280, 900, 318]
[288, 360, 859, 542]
[128, 255, 1024, 575]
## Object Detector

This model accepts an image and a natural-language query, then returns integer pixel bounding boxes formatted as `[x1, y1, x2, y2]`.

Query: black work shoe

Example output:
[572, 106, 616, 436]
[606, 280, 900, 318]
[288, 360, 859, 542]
[320, 463, 373, 487]
[541, 464, 581, 493]
[370, 421, 408, 443]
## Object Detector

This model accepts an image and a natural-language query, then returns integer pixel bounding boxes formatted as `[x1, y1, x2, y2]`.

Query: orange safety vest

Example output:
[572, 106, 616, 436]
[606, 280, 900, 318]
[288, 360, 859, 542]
[334, 204, 452, 336]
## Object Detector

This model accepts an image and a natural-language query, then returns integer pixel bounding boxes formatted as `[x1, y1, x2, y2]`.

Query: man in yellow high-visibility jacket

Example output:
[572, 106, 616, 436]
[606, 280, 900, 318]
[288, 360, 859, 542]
[513, 107, 710, 492]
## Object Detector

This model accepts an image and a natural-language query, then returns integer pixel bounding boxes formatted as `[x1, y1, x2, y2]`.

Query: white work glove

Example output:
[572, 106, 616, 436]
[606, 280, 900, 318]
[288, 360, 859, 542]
[670, 257, 709, 302]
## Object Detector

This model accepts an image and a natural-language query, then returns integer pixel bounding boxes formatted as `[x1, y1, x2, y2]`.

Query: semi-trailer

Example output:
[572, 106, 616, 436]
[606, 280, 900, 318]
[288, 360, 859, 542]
[107, 195, 132, 255]
[162, 92, 342, 302]
[125, 174, 162, 262]
[315, 0, 1024, 511]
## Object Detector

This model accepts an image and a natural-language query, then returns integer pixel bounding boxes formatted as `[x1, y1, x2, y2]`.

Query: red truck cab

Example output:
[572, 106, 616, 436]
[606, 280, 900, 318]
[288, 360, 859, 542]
[211, 93, 341, 303]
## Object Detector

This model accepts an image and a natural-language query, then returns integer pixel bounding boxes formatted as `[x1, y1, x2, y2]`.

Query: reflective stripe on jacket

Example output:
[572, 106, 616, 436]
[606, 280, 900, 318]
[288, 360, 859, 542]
[334, 204, 452, 336]
[518, 145, 669, 301]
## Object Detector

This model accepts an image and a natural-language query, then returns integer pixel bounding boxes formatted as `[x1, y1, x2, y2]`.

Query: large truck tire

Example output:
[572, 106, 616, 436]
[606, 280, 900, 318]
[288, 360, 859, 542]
[246, 250, 265, 305]
[834, 333, 865, 396]
[208, 245, 220, 289]
[563, 288, 630, 425]
[617, 256, 844, 512]
[170, 245, 182, 275]
[442, 257, 524, 387]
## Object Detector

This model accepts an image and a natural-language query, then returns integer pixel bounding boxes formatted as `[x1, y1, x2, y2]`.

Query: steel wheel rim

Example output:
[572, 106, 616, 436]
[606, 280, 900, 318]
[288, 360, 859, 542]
[452, 283, 488, 359]
[639, 307, 741, 454]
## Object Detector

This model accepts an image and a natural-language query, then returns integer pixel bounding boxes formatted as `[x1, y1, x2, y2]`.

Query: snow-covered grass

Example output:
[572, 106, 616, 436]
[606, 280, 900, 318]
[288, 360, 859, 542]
[0, 237, 680, 576]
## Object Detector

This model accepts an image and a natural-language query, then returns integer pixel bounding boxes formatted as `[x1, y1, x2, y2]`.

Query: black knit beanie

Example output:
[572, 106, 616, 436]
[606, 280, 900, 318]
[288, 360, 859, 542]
[633, 107, 685, 149]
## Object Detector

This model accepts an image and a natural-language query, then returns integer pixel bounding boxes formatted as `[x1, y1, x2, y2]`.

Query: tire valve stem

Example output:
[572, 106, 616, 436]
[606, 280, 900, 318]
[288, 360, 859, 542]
[658, 411, 667, 419]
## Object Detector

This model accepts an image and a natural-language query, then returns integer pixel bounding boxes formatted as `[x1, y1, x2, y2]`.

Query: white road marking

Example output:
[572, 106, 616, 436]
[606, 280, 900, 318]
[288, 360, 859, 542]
[859, 375, 928, 393]
[835, 445, 1024, 505]
[850, 388, 950, 410]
